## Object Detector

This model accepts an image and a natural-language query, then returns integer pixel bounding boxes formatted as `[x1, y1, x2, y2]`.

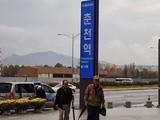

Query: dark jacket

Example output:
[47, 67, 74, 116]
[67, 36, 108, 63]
[55, 87, 74, 109]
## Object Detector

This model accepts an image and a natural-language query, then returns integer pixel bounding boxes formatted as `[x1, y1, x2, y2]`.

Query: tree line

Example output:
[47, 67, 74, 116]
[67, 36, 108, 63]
[1, 63, 158, 79]
[104, 63, 158, 79]
[1, 63, 67, 77]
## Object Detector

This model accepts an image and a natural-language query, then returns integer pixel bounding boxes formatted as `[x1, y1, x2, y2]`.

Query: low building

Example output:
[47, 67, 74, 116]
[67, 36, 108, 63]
[18, 66, 107, 78]
[18, 66, 38, 77]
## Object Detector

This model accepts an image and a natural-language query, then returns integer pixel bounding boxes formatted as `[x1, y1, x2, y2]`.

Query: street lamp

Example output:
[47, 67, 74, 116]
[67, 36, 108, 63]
[57, 33, 80, 84]
[151, 40, 160, 108]
[158, 39, 160, 108]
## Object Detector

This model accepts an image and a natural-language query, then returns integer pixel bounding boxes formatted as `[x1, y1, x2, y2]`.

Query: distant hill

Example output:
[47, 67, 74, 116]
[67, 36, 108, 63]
[2, 51, 79, 66]
[2, 51, 109, 66]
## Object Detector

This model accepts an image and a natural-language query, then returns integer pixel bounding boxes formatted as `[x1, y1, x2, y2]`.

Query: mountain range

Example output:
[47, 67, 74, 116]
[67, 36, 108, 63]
[2, 51, 108, 66]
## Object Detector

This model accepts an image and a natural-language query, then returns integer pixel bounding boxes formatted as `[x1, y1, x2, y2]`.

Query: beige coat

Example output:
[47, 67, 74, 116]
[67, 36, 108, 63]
[84, 84, 105, 106]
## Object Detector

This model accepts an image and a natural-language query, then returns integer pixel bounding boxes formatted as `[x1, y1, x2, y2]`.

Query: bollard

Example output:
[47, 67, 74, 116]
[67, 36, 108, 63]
[107, 102, 113, 109]
[124, 101, 131, 108]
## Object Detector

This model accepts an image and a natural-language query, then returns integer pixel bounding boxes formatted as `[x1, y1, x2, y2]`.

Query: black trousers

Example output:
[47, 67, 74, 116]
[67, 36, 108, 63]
[87, 105, 100, 120]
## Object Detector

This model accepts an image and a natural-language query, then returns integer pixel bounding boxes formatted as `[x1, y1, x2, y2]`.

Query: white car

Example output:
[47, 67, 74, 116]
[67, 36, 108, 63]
[52, 83, 76, 93]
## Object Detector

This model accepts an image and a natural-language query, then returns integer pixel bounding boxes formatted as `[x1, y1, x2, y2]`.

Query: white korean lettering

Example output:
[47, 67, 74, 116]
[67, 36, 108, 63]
[84, 28, 91, 40]
[84, 13, 91, 25]
[83, 44, 91, 55]
[81, 65, 84, 68]
[81, 65, 89, 69]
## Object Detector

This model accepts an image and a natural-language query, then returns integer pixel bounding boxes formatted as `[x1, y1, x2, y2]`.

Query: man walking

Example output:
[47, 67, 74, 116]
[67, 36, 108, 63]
[84, 75, 105, 120]
[55, 80, 74, 120]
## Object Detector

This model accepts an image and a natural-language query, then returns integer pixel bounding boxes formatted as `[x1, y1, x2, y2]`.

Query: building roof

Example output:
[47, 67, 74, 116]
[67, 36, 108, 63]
[18, 66, 107, 77]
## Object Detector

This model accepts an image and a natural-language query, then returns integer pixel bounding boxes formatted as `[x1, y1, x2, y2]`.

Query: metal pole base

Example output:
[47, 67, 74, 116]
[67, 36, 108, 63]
[79, 78, 92, 109]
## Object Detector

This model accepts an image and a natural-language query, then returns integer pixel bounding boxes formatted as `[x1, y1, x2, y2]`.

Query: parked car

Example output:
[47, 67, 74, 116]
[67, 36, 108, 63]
[34, 82, 56, 108]
[0, 82, 36, 114]
[0, 82, 55, 111]
[51, 83, 76, 93]
[115, 78, 133, 83]
[0, 82, 35, 100]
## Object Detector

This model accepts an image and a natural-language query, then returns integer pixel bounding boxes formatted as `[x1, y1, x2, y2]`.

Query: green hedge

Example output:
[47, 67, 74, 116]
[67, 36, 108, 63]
[72, 80, 158, 88]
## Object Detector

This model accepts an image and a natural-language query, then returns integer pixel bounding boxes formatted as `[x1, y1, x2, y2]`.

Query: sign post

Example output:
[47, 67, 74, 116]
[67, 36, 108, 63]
[80, 0, 99, 109]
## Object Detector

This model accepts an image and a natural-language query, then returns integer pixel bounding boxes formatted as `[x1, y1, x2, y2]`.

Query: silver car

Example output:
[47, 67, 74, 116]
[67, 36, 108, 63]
[0, 82, 55, 113]
[0, 82, 35, 100]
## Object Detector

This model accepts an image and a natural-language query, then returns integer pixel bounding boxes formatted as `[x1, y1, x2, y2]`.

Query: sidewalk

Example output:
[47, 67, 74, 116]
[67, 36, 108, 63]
[66, 106, 160, 120]
[50, 106, 160, 120]
[1, 106, 160, 120]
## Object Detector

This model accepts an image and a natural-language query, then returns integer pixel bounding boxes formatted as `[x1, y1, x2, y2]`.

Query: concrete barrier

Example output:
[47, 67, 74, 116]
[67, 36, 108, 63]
[124, 101, 131, 108]
[107, 102, 113, 109]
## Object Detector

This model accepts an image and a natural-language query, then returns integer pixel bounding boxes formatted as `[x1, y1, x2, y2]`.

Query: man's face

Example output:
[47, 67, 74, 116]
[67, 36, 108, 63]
[93, 78, 100, 86]
[63, 81, 69, 89]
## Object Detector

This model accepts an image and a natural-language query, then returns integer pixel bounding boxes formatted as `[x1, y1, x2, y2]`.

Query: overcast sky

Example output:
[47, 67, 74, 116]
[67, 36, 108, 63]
[0, 0, 160, 66]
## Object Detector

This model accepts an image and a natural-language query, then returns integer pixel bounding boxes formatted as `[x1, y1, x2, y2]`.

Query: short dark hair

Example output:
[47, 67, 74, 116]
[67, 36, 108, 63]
[62, 80, 68, 85]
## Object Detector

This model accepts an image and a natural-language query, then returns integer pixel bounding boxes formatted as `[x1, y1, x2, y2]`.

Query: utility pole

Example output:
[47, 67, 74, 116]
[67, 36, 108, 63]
[158, 39, 160, 108]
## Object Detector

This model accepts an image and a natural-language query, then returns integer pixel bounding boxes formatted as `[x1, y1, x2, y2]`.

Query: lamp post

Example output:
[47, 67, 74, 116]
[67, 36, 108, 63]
[58, 33, 80, 84]
[158, 39, 160, 108]
[151, 40, 160, 108]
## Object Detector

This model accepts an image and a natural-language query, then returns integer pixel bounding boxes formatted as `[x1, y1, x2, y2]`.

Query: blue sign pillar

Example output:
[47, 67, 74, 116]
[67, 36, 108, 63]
[80, 0, 99, 108]
[80, 0, 95, 78]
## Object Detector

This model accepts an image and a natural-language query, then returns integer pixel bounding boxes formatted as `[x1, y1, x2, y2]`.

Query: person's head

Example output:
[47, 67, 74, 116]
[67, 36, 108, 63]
[62, 80, 69, 89]
[37, 86, 42, 90]
[93, 75, 100, 86]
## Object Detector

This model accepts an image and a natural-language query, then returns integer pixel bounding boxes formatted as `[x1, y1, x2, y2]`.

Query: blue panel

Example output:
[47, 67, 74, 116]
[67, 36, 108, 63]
[80, 0, 95, 79]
